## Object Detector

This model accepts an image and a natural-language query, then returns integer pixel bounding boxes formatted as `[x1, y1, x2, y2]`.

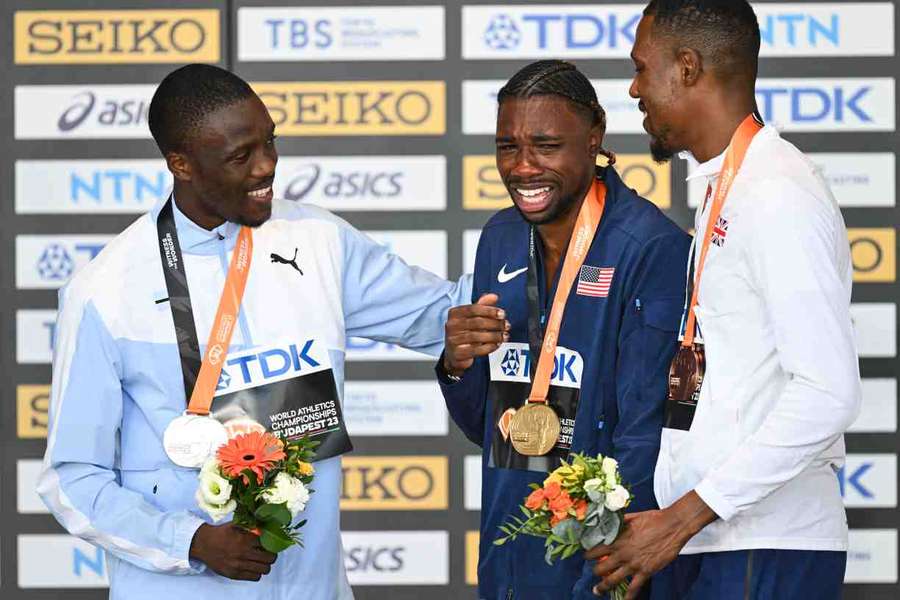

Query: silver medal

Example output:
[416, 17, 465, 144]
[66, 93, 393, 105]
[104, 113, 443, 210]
[163, 412, 228, 468]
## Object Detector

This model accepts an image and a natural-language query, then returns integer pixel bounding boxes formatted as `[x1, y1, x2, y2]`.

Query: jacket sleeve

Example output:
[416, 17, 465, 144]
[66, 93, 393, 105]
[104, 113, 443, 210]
[38, 287, 205, 575]
[338, 221, 472, 357]
[694, 178, 861, 521]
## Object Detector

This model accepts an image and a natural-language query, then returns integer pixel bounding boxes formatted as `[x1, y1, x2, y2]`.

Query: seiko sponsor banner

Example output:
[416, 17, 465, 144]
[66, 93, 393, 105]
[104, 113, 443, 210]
[16, 235, 112, 289]
[464, 229, 481, 274]
[17, 460, 46, 514]
[18, 535, 109, 588]
[274, 156, 446, 211]
[342, 531, 449, 585]
[850, 378, 898, 433]
[689, 153, 896, 208]
[845, 529, 898, 583]
[851, 303, 896, 358]
[17, 385, 49, 439]
[15, 85, 154, 140]
[756, 78, 895, 132]
[840, 454, 897, 508]
[466, 530, 479, 585]
[343, 381, 448, 436]
[239, 7, 444, 61]
[253, 81, 445, 136]
[14, 9, 220, 64]
[464, 455, 481, 510]
[16, 309, 56, 364]
[849, 228, 896, 283]
[16, 159, 170, 214]
[340, 456, 448, 510]
[463, 154, 670, 210]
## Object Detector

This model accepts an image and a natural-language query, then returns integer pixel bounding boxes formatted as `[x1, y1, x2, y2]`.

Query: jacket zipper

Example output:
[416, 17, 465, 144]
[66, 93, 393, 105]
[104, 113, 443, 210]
[743, 550, 755, 600]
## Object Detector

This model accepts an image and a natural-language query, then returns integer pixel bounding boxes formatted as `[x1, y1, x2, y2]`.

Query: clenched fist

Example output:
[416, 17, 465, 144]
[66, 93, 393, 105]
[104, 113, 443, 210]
[443, 293, 510, 377]
[189, 523, 277, 581]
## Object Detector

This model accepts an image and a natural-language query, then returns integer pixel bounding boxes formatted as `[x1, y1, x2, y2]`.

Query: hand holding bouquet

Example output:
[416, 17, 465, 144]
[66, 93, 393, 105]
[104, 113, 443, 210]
[495, 453, 632, 599]
[196, 430, 318, 554]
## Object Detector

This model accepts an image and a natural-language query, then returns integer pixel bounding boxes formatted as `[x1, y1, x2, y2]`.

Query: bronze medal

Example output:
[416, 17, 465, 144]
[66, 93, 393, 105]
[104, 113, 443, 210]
[667, 345, 705, 403]
[509, 402, 561, 456]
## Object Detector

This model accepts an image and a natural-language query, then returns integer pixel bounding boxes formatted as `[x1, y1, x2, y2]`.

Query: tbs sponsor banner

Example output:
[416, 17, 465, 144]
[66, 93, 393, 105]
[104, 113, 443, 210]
[15, 85, 154, 140]
[239, 7, 444, 61]
[17, 460, 46, 514]
[18, 535, 109, 588]
[342, 531, 449, 585]
[849, 228, 896, 283]
[17, 385, 49, 439]
[340, 456, 448, 510]
[16, 159, 170, 214]
[464, 455, 481, 510]
[841, 454, 897, 508]
[343, 381, 448, 436]
[850, 378, 898, 433]
[16, 235, 112, 289]
[14, 9, 220, 64]
[16, 310, 57, 364]
[274, 156, 446, 211]
[846, 529, 898, 583]
[253, 81, 445, 136]
[688, 153, 896, 208]
[851, 303, 896, 358]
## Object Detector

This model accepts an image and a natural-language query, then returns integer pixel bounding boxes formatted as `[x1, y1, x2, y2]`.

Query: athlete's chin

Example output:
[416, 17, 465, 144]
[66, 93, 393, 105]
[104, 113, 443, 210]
[237, 205, 272, 228]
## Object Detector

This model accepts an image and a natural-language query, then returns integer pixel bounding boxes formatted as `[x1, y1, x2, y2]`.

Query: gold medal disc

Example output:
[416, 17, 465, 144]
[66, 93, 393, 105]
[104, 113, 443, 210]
[509, 402, 561, 456]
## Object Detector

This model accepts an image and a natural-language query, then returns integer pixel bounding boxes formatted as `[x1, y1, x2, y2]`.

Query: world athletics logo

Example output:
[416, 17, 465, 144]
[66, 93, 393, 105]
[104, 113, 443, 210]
[483, 15, 520, 50]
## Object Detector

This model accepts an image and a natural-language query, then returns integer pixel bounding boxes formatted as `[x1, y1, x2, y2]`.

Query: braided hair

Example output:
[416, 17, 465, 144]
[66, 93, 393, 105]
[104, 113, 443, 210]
[497, 60, 614, 163]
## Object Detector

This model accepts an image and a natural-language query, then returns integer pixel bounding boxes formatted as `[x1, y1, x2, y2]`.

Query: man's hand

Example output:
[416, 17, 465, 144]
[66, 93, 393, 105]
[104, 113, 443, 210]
[585, 491, 717, 599]
[443, 293, 510, 377]
[189, 523, 277, 581]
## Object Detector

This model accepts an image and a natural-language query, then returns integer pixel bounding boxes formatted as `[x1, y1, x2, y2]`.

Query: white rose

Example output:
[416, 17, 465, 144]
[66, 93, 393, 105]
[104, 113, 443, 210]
[195, 488, 236, 523]
[583, 478, 605, 504]
[601, 457, 619, 488]
[198, 467, 233, 506]
[261, 473, 311, 517]
[604, 485, 630, 512]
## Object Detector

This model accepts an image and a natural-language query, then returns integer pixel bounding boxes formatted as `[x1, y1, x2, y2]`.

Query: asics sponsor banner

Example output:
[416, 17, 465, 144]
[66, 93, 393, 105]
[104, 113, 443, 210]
[16, 309, 57, 364]
[17, 460, 46, 514]
[15, 85, 154, 140]
[274, 156, 446, 211]
[239, 7, 444, 61]
[16, 159, 170, 214]
[850, 379, 897, 433]
[342, 531, 449, 585]
[18, 535, 109, 587]
[841, 454, 897, 508]
[343, 381, 449, 436]
[845, 529, 898, 583]
[851, 303, 896, 358]
[463, 229, 481, 274]
[16, 235, 112, 289]
[14, 9, 220, 64]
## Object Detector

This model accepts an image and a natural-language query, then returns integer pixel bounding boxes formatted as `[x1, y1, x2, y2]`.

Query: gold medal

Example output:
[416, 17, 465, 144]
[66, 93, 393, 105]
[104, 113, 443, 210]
[509, 402, 561, 456]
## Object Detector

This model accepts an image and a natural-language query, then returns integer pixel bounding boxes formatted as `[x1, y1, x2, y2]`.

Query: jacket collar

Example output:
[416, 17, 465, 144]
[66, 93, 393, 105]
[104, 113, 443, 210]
[152, 194, 241, 253]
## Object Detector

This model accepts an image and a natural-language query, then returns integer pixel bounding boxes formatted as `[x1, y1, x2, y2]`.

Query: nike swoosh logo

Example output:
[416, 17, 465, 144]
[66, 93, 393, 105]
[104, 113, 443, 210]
[497, 264, 528, 283]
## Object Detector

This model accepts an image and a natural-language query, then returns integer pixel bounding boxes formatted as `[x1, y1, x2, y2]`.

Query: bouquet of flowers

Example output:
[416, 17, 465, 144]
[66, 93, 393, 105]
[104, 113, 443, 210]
[494, 453, 632, 600]
[195, 429, 318, 553]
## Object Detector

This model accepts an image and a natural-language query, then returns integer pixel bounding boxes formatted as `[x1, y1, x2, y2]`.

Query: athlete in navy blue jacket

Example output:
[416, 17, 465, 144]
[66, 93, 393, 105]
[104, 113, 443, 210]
[437, 61, 691, 599]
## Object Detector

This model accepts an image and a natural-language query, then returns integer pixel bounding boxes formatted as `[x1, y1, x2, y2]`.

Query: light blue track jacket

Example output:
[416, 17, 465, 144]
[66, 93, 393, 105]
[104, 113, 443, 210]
[38, 198, 471, 600]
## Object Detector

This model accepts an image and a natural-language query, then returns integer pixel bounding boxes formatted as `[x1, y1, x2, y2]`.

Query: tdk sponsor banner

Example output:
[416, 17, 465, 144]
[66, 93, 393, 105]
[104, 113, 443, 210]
[14, 9, 220, 64]
[464, 455, 481, 510]
[15, 85, 154, 140]
[840, 454, 897, 508]
[274, 156, 446, 211]
[239, 7, 444, 61]
[845, 529, 898, 583]
[16, 310, 57, 364]
[253, 81, 445, 136]
[851, 303, 897, 358]
[17, 460, 46, 514]
[489, 342, 584, 389]
[18, 535, 109, 588]
[850, 379, 898, 433]
[340, 456, 448, 510]
[342, 531, 449, 585]
[16, 235, 112, 290]
[343, 381, 448, 436]
[16, 159, 170, 214]
[689, 153, 896, 208]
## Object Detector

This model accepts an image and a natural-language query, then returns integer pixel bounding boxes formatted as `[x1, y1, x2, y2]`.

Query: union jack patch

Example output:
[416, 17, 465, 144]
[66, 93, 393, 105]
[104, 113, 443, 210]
[711, 216, 729, 247]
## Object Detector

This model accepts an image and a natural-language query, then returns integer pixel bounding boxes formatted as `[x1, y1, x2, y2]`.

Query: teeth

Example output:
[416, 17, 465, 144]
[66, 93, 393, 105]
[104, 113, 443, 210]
[248, 186, 271, 198]
[515, 187, 550, 198]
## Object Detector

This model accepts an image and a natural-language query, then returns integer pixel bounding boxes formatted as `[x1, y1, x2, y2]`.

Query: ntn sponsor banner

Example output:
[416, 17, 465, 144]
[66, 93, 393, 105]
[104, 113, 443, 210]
[851, 303, 896, 358]
[845, 529, 898, 583]
[16, 235, 113, 290]
[343, 381, 448, 436]
[16, 309, 57, 364]
[341, 531, 449, 585]
[851, 378, 897, 433]
[238, 7, 445, 61]
[841, 454, 897, 508]
[18, 535, 110, 587]
[17, 460, 46, 514]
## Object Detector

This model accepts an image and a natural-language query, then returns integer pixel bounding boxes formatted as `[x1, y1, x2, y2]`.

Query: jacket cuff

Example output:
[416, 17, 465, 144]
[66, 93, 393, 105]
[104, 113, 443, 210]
[434, 351, 461, 386]
[694, 479, 738, 522]
[174, 513, 208, 575]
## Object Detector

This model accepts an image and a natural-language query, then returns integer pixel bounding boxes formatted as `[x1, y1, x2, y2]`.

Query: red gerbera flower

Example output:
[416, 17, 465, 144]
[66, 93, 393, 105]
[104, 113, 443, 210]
[217, 431, 286, 484]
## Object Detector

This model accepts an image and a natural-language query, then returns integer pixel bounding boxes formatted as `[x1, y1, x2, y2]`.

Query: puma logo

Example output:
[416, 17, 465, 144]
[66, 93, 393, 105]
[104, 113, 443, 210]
[270, 248, 303, 275]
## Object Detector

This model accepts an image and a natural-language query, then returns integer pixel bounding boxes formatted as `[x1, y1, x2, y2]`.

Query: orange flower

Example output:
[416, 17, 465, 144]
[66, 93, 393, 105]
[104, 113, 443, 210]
[525, 488, 546, 511]
[548, 490, 574, 514]
[550, 513, 567, 527]
[217, 430, 286, 484]
[543, 481, 562, 500]
[573, 499, 588, 521]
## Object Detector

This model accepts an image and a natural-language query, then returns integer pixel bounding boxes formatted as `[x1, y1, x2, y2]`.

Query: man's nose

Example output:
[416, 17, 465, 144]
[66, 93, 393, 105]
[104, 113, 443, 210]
[510, 148, 541, 179]
[629, 78, 640, 100]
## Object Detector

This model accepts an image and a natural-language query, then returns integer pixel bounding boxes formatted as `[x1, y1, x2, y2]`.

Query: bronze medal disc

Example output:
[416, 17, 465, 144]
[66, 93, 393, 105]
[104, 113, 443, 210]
[509, 402, 561, 456]
[667, 345, 706, 403]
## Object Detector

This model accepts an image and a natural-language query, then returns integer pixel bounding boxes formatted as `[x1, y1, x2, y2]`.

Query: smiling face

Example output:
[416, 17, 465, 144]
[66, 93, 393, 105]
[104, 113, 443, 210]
[175, 95, 278, 228]
[495, 95, 601, 225]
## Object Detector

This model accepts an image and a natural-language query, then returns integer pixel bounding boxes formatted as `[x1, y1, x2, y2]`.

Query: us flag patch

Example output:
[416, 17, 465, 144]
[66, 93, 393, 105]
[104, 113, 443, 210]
[576, 265, 614, 298]
[711, 216, 729, 247]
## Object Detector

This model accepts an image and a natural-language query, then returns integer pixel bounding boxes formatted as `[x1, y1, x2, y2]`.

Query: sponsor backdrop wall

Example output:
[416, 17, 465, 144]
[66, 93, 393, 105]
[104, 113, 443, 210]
[2, 0, 898, 597]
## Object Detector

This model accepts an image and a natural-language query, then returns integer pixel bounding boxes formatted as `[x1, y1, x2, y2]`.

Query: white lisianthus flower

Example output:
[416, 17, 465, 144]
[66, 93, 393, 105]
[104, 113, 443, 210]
[583, 478, 605, 504]
[195, 488, 236, 523]
[198, 466, 233, 506]
[601, 457, 619, 489]
[261, 472, 311, 517]
[604, 485, 630, 512]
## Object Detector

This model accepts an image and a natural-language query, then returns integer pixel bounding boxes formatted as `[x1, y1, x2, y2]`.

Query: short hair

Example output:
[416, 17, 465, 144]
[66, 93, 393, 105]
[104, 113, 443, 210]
[497, 60, 605, 132]
[148, 64, 257, 154]
[644, 0, 760, 82]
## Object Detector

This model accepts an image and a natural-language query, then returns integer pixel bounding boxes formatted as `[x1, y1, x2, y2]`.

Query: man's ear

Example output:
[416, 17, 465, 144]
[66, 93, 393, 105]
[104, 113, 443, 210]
[588, 123, 605, 158]
[166, 151, 191, 182]
[676, 46, 703, 88]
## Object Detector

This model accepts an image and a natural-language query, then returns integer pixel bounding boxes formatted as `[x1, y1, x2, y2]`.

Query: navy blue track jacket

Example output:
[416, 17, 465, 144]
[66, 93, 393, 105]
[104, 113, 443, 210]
[438, 166, 691, 599]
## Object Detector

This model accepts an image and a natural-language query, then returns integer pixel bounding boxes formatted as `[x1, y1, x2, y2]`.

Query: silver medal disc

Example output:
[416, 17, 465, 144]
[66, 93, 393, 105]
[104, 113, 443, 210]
[163, 413, 229, 468]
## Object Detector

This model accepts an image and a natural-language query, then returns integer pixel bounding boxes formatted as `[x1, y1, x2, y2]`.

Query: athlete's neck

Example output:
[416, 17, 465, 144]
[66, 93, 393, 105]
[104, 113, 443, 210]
[686, 91, 758, 164]
[536, 179, 592, 286]
[173, 182, 225, 231]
